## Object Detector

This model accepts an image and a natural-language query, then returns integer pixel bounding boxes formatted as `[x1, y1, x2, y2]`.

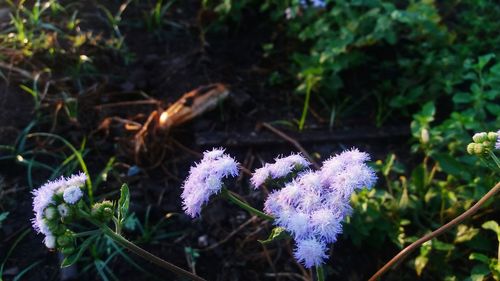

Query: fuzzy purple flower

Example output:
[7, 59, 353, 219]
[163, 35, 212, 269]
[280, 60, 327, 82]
[261, 148, 376, 268]
[294, 238, 328, 268]
[63, 186, 83, 204]
[300, 0, 327, 8]
[32, 173, 86, 248]
[181, 148, 239, 218]
[496, 130, 500, 150]
[251, 153, 310, 188]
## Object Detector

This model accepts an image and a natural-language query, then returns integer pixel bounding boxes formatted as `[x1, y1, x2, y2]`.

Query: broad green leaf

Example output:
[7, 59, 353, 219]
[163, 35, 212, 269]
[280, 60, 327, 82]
[433, 240, 454, 251]
[482, 221, 500, 240]
[470, 264, 490, 281]
[453, 93, 473, 104]
[432, 153, 471, 181]
[469, 253, 490, 265]
[477, 53, 495, 70]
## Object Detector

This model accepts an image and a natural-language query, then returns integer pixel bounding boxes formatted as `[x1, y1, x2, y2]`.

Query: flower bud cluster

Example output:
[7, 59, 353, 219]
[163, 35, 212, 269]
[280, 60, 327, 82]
[181, 148, 239, 218]
[31, 173, 86, 252]
[262, 148, 377, 268]
[467, 131, 498, 156]
[250, 153, 310, 188]
[91, 200, 114, 222]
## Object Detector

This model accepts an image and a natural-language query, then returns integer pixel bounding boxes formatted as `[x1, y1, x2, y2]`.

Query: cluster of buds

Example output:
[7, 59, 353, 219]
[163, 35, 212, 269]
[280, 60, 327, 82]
[31, 173, 86, 253]
[466, 131, 499, 156]
[32, 173, 121, 254]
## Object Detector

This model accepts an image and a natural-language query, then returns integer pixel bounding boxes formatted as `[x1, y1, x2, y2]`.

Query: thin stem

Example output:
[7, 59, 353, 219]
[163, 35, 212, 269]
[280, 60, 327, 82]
[99, 225, 205, 281]
[488, 151, 500, 169]
[299, 76, 314, 131]
[316, 265, 325, 281]
[221, 188, 274, 221]
[368, 181, 500, 281]
[73, 229, 100, 237]
[80, 212, 205, 281]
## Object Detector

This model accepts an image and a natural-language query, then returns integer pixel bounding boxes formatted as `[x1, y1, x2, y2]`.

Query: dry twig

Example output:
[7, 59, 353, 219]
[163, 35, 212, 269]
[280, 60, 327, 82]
[369, 181, 500, 281]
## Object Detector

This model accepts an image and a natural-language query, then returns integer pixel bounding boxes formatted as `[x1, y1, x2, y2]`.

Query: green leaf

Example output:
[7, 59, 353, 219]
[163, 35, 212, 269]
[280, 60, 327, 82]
[454, 224, 479, 243]
[470, 264, 490, 281]
[258, 227, 288, 244]
[482, 221, 500, 240]
[61, 236, 96, 268]
[432, 153, 471, 181]
[118, 184, 130, 222]
[477, 53, 495, 70]
[469, 253, 490, 265]
[453, 93, 473, 104]
[433, 240, 454, 251]
[415, 255, 429, 276]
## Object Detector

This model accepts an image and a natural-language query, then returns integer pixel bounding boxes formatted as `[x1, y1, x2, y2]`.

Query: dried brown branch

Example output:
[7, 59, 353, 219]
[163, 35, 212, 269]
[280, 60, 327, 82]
[369, 181, 500, 281]
[260, 122, 320, 169]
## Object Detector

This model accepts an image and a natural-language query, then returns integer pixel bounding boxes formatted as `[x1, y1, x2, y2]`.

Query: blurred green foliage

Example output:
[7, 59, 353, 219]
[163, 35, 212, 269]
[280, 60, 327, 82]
[204, 0, 500, 279]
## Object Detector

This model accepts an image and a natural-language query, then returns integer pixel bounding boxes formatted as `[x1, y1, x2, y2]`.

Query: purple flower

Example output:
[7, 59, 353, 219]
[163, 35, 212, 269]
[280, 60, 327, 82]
[63, 186, 83, 204]
[293, 238, 328, 268]
[300, 0, 327, 8]
[262, 148, 377, 268]
[181, 148, 239, 218]
[251, 153, 310, 188]
[32, 173, 87, 248]
[496, 130, 500, 150]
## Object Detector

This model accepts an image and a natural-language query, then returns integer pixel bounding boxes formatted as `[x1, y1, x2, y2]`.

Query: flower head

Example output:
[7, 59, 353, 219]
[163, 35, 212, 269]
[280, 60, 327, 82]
[32, 173, 86, 248]
[262, 148, 376, 268]
[181, 148, 239, 218]
[293, 238, 328, 268]
[251, 153, 310, 188]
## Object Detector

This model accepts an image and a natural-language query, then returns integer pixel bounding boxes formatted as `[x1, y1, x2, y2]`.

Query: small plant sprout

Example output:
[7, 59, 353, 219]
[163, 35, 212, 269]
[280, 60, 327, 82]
[32, 173, 205, 281]
[181, 147, 377, 280]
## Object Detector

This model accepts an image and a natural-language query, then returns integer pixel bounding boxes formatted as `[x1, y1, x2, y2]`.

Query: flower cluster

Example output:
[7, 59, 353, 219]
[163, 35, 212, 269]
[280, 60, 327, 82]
[251, 153, 310, 188]
[467, 131, 498, 156]
[32, 173, 86, 250]
[181, 148, 239, 218]
[263, 148, 377, 268]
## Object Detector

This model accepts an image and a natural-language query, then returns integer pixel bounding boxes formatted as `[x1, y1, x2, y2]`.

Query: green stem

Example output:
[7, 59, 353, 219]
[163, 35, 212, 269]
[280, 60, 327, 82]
[73, 229, 100, 237]
[316, 265, 325, 281]
[221, 188, 274, 221]
[299, 75, 314, 131]
[488, 151, 500, 169]
[81, 212, 205, 281]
